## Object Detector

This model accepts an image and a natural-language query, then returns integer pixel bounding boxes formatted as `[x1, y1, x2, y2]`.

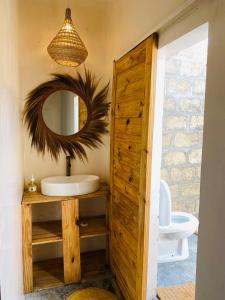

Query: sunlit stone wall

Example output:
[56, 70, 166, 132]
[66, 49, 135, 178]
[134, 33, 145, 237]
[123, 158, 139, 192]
[161, 40, 208, 215]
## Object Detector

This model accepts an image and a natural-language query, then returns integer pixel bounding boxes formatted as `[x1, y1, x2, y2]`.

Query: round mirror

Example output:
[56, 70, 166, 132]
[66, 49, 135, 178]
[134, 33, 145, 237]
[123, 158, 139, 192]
[24, 72, 110, 160]
[42, 90, 88, 135]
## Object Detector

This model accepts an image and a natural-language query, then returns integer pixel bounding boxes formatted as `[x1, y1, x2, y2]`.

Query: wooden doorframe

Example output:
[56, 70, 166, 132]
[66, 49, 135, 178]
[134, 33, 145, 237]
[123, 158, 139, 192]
[137, 35, 158, 300]
[109, 34, 158, 300]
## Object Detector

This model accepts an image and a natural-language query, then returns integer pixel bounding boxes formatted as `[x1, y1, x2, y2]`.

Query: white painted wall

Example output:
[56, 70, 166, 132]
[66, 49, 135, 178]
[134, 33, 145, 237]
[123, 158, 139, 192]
[108, 0, 194, 60]
[196, 1, 225, 299]
[0, 0, 24, 299]
[18, 0, 111, 183]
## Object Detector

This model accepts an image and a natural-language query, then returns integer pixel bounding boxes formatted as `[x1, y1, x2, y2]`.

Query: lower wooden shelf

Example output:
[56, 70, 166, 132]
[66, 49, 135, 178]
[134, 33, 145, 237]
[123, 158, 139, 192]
[81, 249, 106, 278]
[33, 258, 64, 291]
[33, 249, 106, 291]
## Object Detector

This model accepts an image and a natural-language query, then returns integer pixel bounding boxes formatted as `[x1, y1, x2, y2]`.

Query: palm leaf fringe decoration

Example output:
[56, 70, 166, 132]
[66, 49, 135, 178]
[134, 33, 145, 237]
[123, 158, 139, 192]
[24, 69, 110, 161]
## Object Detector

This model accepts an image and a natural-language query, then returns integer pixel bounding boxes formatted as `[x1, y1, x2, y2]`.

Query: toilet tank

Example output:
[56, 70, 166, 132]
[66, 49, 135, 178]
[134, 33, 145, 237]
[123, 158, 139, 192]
[159, 180, 172, 226]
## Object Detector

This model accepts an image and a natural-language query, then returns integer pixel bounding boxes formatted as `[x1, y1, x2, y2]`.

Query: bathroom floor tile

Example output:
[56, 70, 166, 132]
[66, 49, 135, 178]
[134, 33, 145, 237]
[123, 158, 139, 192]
[157, 235, 198, 287]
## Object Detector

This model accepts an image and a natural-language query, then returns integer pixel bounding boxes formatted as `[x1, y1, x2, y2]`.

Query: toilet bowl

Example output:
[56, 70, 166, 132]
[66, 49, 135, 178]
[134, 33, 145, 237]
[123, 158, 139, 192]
[158, 180, 199, 263]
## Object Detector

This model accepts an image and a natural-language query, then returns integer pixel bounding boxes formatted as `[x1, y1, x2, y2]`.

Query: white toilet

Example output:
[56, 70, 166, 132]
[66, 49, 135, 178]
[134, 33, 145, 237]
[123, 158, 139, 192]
[158, 180, 199, 264]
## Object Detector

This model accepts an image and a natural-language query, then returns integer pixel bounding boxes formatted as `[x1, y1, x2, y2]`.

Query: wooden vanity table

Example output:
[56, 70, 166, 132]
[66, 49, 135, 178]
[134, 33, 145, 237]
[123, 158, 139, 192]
[22, 183, 109, 293]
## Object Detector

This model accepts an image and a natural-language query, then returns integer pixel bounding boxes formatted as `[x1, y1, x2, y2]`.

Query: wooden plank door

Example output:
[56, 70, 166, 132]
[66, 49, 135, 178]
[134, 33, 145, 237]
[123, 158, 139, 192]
[110, 34, 158, 300]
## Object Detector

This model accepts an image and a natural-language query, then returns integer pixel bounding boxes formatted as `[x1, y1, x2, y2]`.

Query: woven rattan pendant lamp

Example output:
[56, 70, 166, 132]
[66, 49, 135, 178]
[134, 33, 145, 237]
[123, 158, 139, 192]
[47, 8, 88, 67]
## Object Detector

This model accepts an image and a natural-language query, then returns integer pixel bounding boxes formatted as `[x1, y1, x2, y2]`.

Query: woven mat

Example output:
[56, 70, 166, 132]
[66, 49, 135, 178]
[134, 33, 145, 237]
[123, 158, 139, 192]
[157, 283, 195, 300]
[66, 287, 117, 300]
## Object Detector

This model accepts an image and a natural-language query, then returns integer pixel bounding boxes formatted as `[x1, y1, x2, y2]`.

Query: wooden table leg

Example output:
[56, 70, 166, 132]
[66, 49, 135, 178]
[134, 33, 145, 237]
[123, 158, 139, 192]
[22, 203, 33, 293]
[62, 199, 81, 284]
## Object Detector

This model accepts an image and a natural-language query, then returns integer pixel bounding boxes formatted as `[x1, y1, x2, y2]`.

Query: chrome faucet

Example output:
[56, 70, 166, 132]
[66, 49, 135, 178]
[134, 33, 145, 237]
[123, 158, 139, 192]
[66, 155, 71, 176]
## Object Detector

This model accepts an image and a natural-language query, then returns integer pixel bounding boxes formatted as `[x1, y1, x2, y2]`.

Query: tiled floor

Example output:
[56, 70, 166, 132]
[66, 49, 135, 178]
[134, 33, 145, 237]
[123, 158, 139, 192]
[25, 274, 115, 300]
[157, 234, 198, 287]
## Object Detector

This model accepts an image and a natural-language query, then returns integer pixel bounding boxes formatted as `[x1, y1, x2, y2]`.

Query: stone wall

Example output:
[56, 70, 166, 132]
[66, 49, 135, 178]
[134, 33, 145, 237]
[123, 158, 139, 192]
[161, 40, 208, 215]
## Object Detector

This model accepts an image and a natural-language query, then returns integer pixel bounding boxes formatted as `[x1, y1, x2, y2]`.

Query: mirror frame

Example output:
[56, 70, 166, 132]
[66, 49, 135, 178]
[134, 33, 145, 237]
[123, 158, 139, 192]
[24, 70, 110, 161]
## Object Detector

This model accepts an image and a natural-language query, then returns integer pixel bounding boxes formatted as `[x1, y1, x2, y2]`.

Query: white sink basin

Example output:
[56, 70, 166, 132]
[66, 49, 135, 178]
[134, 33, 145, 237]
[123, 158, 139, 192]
[41, 175, 100, 196]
